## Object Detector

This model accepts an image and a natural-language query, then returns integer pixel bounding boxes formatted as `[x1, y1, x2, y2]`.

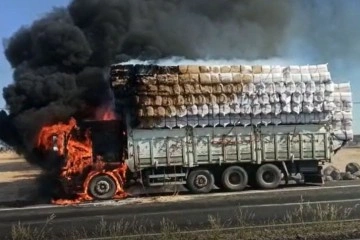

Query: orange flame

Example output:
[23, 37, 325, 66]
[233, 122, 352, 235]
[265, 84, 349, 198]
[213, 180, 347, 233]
[37, 107, 127, 205]
[95, 105, 117, 121]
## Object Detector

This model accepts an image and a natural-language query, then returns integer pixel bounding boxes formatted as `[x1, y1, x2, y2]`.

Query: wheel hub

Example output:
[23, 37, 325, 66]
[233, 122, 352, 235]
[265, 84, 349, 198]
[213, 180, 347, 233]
[95, 180, 111, 194]
[195, 175, 208, 188]
[263, 171, 275, 183]
[229, 172, 241, 185]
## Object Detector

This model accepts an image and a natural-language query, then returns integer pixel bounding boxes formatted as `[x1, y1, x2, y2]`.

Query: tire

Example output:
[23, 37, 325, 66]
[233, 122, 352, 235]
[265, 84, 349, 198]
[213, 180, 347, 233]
[221, 166, 248, 191]
[88, 175, 117, 200]
[186, 169, 214, 194]
[255, 164, 282, 189]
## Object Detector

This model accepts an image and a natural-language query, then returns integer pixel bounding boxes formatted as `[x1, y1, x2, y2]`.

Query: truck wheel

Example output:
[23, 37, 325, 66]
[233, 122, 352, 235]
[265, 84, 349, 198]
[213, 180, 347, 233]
[186, 169, 214, 194]
[89, 175, 117, 200]
[221, 166, 248, 191]
[255, 164, 282, 189]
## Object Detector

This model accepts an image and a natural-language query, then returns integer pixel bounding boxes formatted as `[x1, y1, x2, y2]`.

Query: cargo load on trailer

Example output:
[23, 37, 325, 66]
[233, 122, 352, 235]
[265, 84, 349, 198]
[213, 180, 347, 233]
[110, 63, 353, 141]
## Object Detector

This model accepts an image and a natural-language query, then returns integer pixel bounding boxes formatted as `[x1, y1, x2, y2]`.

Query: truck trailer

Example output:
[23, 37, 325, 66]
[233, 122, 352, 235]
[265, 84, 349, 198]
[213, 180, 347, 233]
[49, 63, 352, 200]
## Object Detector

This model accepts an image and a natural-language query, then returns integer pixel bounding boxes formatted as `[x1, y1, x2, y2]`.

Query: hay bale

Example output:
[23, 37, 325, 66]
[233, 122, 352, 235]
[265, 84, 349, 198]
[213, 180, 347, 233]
[211, 73, 220, 84]
[218, 93, 229, 104]
[210, 66, 220, 73]
[209, 94, 217, 104]
[154, 96, 162, 106]
[200, 66, 211, 73]
[231, 65, 241, 73]
[139, 84, 158, 94]
[242, 74, 253, 84]
[179, 74, 191, 84]
[179, 73, 199, 84]
[241, 65, 252, 73]
[252, 65, 262, 74]
[139, 118, 155, 128]
[175, 95, 185, 105]
[234, 83, 243, 93]
[167, 74, 179, 85]
[212, 84, 224, 94]
[184, 95, 196, 105]
[187, 65, 200, 73]
[166, 106, 177, 117]
[194, 84, 202, 94]
[223, 84, 236, 94]
[262, 65, 271, 74]
[157, 74, 168, 84]
[140, 76, 157, 85]
[200, 85, 212, 94]
[173, 84, 182, 95]
[187, 105, 198, 115]
[155, 106, 166, 117]
[190, 73, 199, 83]
[162, 97, 174, 106]
[177, 105, 187, 117]
[232, 73, 243, 83]
[184, 84, 195, 94]
[179, 65, 188, 73]
[199, 73, 211, 84]
[220, 73, 233, 83]
[158, 85, 173, 95]
[111, 78, 127, 88]
[220, 66, 231, 73]
[138, 96, 153, 106]
[145, 106, 155, 117]
[195, 95, 207, 105]
[229, 93, 238, 104]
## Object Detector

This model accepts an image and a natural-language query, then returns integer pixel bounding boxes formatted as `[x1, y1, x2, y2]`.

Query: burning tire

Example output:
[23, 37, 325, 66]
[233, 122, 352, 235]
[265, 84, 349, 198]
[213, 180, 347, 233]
[221, 166, 248, 191]
[186, 169, 214, 194]
[255, 164, 282, 189]
[88, 175, 116, 200]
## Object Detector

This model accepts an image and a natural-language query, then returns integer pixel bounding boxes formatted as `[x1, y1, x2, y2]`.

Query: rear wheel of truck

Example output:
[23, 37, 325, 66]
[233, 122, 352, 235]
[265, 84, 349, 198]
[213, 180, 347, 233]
[221, 166, 248, 191]
[186, 169, 214, 194]
[255, 164, 282, 189]
[89, 175, 117, 200]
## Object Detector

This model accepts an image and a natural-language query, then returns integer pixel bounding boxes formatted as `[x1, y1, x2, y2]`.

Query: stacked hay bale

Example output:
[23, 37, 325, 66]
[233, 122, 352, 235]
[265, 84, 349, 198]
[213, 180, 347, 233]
[110, 63, 353, 141]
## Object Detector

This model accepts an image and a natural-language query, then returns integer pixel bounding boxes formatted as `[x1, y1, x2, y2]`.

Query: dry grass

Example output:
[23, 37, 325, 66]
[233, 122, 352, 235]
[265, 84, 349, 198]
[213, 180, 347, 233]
[10, 214, 55, 240]
[7, 202, 360, 240]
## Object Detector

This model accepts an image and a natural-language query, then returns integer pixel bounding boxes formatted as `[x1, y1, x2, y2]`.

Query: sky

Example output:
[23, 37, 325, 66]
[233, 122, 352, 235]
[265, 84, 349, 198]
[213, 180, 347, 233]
[0, 0, 359, 133]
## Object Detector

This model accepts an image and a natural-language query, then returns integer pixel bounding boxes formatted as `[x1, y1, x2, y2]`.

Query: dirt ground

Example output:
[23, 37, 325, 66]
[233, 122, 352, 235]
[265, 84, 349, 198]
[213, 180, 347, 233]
[0, 152, 41, 205]
[330, 147, 360, 170]
[0, 148, 359, 206]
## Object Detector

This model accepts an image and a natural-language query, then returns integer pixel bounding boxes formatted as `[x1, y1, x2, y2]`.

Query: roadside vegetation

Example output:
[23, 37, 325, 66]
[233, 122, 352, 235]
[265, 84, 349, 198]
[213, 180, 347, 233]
[8, 202, 360, 240]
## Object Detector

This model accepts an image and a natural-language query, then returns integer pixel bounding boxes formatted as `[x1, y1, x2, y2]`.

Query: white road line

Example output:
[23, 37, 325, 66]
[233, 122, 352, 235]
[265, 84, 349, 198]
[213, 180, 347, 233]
[1, 183, 360, 212]
[21, 197, 360, 222]
[238, 197, 360, 209]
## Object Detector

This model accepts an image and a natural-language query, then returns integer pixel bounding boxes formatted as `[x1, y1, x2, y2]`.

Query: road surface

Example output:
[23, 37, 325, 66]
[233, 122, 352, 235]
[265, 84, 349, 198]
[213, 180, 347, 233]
[1, 181, 360, 238]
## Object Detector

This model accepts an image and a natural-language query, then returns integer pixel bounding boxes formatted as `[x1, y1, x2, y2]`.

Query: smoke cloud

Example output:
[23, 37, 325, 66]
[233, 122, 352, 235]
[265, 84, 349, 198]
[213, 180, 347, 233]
[2, 0, 360, 156]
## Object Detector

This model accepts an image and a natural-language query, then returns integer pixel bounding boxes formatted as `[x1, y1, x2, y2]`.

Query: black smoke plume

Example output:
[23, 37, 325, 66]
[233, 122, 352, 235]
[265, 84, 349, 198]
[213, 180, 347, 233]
[2, 0, 360, 161]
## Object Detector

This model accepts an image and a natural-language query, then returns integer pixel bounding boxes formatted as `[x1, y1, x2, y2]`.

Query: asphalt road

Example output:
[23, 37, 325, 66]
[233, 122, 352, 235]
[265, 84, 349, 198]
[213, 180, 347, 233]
[1, 181, 360, 238]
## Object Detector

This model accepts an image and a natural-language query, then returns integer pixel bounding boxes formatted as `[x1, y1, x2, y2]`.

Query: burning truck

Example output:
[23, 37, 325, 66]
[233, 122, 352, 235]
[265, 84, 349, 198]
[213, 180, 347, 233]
[36, 63, 353, 203]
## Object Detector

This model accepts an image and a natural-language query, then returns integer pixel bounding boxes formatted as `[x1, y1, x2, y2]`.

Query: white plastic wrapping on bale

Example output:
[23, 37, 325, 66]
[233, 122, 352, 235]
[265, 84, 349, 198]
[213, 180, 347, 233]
[292, 103, 302, 114]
